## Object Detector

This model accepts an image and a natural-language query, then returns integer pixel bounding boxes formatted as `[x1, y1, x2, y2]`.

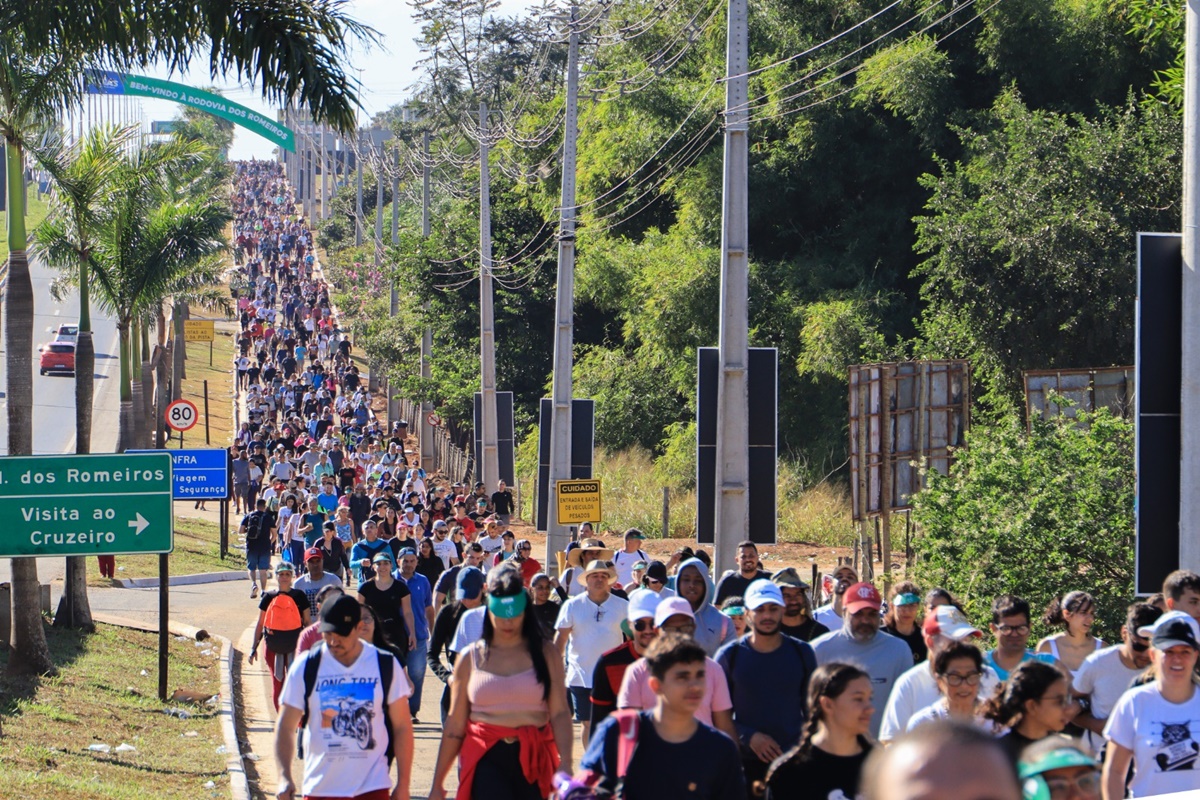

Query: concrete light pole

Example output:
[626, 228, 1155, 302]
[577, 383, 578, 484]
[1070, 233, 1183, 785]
[712, 0, 750, 577]
[547, 7, 580, 574]
[1181, 0, 1200, 572]
[479, 103, 501, 488]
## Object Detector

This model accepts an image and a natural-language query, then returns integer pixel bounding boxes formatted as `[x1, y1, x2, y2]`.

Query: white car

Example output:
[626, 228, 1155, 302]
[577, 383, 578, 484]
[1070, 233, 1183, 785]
[52, 324, 78, 344]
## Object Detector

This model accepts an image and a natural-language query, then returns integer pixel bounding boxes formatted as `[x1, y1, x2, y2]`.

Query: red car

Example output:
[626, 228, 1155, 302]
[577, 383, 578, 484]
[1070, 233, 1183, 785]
[39, 342, 75, 375]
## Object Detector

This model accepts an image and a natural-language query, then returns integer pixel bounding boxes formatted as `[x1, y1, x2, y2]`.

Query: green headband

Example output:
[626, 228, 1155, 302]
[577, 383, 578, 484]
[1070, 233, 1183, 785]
[488, 591, 528, 619]
[893, 592, 920, 606]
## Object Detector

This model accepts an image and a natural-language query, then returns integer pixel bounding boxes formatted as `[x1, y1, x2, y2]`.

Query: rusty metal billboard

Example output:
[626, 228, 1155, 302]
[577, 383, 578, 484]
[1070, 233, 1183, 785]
[848, 360, 970, 522]
[1023, 367, 1134, 426]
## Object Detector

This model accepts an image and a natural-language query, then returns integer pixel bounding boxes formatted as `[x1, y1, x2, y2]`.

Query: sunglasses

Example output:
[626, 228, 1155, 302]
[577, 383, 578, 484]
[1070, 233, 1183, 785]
[1130, 639, 1150, 653]
[633, 619, 656, 632]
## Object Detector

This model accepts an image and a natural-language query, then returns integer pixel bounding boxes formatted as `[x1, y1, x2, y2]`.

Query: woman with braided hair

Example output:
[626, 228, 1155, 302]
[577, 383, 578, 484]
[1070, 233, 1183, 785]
[762, 662, 874, 799]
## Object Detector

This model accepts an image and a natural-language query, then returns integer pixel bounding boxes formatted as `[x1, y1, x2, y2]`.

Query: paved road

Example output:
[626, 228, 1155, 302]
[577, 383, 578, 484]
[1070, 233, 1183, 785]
[0, 255, 123, 587]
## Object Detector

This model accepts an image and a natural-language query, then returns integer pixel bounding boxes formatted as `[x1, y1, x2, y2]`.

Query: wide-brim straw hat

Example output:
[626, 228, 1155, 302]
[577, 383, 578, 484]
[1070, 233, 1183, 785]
[578, 559, 618, 586]
[567, 538, 614, 568]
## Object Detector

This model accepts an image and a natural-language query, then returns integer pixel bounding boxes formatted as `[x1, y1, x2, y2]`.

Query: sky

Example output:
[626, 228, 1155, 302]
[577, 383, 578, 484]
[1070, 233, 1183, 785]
[131, 0, 536, 161]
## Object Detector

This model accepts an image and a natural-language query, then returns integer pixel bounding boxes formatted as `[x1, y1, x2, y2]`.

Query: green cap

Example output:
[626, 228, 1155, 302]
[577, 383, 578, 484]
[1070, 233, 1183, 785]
[487, 591, 528, 619]
[1018, 746, 1098, 780]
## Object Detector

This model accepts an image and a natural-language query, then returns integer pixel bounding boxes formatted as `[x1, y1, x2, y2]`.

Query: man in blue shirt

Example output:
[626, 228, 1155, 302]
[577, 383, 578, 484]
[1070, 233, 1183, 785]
[716, 580, 817, 793]
[395, 547, 433, 724]
[985, 594, 1058, 681]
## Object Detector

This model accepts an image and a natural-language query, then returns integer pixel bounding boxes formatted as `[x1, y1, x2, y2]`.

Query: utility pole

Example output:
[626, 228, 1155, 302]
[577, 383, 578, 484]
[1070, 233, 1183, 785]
[479, 102, 501, 489]
[321, 124, 329, 220]
[389, 141, 403, 426]
[355, 134, 364, 247]
[1181, 0, 1200, 572]
[712, 0, 750, 577]
[546, 7, 580, 575]
[420, 130, 436, 475]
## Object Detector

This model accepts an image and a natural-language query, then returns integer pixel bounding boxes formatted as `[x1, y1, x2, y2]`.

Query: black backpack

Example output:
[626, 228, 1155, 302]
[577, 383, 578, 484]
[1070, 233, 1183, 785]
[244, 511, 267, 542]
[298, 644, 396, 764]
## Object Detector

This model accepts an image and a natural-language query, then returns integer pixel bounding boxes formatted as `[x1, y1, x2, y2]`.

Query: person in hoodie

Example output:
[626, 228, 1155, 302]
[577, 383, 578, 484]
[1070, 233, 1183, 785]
[676, 556, 738, 656]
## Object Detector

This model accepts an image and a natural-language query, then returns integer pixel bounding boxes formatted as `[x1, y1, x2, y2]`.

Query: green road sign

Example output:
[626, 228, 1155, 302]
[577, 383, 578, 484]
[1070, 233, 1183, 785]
[0, 453, 173, 558]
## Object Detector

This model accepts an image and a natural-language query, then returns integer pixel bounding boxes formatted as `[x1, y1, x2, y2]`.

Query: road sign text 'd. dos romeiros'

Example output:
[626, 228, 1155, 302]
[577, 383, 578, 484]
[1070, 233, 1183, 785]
[556, 479, 601, 525]
[0, 452, 174, 557]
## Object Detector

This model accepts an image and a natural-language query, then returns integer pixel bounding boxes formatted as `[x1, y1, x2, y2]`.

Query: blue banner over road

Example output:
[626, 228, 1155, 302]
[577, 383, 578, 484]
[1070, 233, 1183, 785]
[85, 70, 295, 152]
[128, 448, 229, 500]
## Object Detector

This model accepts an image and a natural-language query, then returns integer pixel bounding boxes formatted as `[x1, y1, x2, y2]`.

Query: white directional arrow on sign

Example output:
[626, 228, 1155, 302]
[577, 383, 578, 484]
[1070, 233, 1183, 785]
[128, 512, 150, 535]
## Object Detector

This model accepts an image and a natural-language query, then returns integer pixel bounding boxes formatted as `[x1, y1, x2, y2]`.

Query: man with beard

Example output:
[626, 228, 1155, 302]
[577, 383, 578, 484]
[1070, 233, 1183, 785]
[811, 582, 914, 737]
[714, 541, 772, 605]
[715, 580, 817, 793]
[772, 567, 827, 642]
[813, 564, 858, 631]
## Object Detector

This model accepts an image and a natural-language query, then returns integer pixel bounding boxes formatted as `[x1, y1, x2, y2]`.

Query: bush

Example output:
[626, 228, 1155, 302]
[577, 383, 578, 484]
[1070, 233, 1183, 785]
[910, 410, 1134, 641]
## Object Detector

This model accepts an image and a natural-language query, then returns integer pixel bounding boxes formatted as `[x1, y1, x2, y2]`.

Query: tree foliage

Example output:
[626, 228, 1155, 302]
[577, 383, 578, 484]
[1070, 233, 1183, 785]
[911, 410, 1134, 641]
[332, 0, 1182, 483]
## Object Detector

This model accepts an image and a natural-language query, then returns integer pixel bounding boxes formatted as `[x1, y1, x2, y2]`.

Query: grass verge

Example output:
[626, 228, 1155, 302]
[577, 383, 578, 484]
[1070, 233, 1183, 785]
[0, 193, 51, 260]
[177, 324, 237, 449]
[0, 622, 228, 799]
[89, 513, 241, 586]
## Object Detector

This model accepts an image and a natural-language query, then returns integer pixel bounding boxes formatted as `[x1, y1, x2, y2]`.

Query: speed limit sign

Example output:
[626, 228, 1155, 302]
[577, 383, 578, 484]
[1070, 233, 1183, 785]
[165, 399, 198, 432]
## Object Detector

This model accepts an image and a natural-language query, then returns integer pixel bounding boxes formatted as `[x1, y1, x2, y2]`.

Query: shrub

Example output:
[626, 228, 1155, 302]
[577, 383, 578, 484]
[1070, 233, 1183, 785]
[910, 410, 1134, 641]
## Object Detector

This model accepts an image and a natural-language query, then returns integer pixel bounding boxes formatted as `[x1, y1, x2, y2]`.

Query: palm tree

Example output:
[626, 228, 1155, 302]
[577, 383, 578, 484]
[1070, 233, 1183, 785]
[1, 0, 374, 678]
[34, 123, 136, 630]
[48, 139, 230, 451]
[0, 37, 86, 675]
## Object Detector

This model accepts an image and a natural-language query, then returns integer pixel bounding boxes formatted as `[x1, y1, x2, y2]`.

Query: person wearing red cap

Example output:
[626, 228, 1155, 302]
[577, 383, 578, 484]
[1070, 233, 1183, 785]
[294, 546, 343, 617]
[811, 582, 914, 738]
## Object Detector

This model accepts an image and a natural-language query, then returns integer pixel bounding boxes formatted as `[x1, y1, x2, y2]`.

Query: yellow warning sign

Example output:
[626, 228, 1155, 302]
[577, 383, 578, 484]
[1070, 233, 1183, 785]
[184, 320, 215, 342]
[556, 479, 601, 525]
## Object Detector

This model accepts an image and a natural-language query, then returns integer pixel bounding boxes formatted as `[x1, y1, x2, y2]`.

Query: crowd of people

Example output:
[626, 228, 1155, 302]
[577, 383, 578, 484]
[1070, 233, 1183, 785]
[227, 162, 1200, 800]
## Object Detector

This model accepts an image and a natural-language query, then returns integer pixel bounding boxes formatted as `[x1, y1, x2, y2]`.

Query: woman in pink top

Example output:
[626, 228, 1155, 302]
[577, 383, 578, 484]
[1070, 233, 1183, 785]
[616, 596, 739, 741]
[428, 564, 574, 800]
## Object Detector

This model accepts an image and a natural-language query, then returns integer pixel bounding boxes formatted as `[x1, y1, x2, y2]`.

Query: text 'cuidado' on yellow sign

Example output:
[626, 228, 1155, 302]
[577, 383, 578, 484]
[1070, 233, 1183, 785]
[556, 479, 601, 525]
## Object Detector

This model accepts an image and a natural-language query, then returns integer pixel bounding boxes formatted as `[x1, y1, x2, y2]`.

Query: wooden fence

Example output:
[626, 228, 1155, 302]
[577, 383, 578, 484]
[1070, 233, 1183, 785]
[393, 398, 475, 484]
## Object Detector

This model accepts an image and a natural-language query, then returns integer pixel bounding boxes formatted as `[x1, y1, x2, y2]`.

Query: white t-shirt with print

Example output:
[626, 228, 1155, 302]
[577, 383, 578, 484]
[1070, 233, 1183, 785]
[555, 592, 629, 688]
[1104, 683, 1200, 797]
[432, 537, 458, 569]
[279, 641, 411, 798]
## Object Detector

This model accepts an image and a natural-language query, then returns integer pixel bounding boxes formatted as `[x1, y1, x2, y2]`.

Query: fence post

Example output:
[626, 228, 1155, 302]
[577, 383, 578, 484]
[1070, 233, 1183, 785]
[662, 487, 670, 538]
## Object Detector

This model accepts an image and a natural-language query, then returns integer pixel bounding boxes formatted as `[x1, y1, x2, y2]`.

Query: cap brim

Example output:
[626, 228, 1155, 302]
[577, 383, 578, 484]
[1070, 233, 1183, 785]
[1019, 748, 1099, 778]
[318, 621, 355, 635]
[628, 611, 655, 622]
[1154, 637, 1200, 651]
[943, 624, 983, 640]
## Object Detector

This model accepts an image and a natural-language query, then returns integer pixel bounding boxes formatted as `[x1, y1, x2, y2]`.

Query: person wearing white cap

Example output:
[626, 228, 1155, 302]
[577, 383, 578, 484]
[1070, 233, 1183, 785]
[715, 579, 818, 790]
[589, 590, 663, 733]
[1102, 610, 1200, 798]
[616, 596, 737, 742]
[879, 605, 1001, 743]
[555, 559, 628, 748]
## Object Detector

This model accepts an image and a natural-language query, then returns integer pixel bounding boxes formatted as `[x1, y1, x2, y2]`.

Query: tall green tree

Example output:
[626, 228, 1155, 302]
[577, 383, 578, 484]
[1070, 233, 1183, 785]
[0, 0, 375, 678]
[35, 123, 137, 629]
[47, 139, 230, 452]
[0, 36, 85, 675]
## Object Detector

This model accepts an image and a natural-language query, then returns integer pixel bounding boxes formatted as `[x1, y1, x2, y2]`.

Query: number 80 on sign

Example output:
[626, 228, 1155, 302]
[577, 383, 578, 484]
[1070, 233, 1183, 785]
[165, 399, 198, 432]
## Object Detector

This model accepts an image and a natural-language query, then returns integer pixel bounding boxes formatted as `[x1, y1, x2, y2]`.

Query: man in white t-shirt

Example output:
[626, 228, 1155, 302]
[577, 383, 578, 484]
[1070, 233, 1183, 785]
[555, 559, 628, 748]
[1073, 601, 1160, 753]
[477, 518, 505, 556]
[274, 594, 414, 800]
[879, 605, 1000, 742]
[611, 528, 649, 588]
[430, 522, 459, 569]
[812, 564, 857, 630]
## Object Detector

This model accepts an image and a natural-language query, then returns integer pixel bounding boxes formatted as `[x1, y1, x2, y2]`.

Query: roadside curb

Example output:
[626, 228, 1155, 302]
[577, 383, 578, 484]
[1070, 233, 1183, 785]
[93, 613, 251, 800]
[115, 570, 246, 589]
